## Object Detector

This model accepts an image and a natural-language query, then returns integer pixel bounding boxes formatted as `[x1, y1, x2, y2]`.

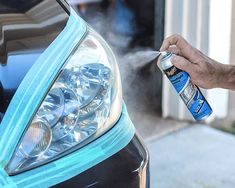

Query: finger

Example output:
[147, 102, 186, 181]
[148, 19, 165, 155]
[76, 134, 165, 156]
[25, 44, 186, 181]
[160, 34, 187, 51]
[167, 46, 181, 56]
[171, 55, 193, 74]
[160, 34, 197, 61]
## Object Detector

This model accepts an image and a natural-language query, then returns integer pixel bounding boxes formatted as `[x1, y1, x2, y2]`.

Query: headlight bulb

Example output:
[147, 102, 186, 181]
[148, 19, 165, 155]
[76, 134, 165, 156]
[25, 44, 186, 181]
[19, 119, 52, 158]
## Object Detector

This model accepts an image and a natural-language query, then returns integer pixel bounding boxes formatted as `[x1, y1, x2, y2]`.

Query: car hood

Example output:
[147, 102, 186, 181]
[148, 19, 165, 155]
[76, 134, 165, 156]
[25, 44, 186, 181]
[0, 0, 70, 115]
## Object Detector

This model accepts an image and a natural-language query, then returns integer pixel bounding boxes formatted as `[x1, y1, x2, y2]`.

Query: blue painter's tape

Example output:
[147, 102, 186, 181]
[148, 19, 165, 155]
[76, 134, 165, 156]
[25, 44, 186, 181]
[1, 103, 135, 187]
[0, 169, 17, 188]
[0, 9, 87, 164]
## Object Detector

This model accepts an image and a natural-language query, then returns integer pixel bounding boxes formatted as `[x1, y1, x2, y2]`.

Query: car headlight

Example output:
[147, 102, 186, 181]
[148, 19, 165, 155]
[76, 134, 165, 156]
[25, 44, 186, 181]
[6, 27, 122, 175]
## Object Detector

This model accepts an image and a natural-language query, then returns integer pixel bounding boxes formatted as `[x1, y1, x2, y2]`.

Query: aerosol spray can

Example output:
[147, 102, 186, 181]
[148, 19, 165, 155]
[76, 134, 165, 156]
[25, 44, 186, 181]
[159, 52, 212, 121]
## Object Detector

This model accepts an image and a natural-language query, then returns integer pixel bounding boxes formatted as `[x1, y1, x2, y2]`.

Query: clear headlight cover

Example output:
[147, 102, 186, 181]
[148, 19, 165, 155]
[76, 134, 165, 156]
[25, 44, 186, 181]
[6, 28, 122, 175]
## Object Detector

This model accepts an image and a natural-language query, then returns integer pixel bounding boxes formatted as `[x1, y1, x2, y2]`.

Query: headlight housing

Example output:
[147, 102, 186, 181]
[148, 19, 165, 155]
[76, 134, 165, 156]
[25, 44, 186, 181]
[6, 28, 122, 175]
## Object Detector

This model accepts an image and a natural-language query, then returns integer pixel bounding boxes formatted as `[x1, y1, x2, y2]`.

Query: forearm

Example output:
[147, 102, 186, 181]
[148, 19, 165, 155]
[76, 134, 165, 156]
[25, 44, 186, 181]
[219, 64, 235, 90]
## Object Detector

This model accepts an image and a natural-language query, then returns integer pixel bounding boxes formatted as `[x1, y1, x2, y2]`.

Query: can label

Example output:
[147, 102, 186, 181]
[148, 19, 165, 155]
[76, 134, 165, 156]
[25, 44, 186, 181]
[164, 65, 212, 120]
[164, 66, 189, 93]
[187, 86, 212, 120]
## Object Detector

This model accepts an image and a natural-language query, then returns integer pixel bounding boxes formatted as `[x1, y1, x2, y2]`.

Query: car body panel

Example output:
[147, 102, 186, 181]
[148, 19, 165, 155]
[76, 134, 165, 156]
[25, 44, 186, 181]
[53, 134, 149, 188]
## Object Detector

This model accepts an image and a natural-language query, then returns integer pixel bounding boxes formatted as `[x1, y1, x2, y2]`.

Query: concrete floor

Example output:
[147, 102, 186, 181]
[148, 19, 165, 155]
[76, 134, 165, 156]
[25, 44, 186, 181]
[132, 111, 190, 141]
[145, 125, 235, 188]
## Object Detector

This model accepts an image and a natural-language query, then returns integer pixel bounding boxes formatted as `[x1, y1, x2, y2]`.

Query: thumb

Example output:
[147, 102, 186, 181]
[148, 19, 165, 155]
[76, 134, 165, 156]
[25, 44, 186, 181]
[171, 55, 193, 74]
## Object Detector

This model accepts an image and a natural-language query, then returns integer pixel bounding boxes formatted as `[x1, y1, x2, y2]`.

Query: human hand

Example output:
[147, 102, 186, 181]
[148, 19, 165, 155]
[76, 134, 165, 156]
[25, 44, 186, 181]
[159, 34, 233, 89]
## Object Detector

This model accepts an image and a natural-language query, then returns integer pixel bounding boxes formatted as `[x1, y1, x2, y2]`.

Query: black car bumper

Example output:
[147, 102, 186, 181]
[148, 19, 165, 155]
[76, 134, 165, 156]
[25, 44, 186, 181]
[52, 134, 150, 188]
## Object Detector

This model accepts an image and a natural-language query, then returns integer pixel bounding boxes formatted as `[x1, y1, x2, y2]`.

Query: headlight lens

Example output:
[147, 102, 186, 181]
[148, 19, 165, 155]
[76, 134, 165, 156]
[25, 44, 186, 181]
[6, 28, 122, 175]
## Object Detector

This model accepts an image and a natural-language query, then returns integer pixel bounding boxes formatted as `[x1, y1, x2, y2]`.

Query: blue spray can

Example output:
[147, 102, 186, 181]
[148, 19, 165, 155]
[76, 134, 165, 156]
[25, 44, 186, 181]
[159, 52, 213, 121]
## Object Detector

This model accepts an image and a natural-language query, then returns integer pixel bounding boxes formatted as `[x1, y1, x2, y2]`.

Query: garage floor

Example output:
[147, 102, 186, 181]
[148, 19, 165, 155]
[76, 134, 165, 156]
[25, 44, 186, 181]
[144, 125, 235, 188]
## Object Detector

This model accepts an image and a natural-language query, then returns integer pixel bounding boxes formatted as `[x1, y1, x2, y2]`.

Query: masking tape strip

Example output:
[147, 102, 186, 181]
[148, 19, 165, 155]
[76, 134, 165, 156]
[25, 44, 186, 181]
[0, 168, 16, 188]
